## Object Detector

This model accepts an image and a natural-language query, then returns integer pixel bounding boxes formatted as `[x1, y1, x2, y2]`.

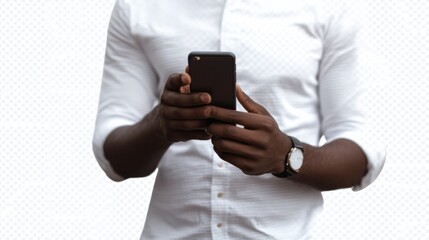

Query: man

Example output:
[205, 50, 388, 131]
[93, 0, 385, 239]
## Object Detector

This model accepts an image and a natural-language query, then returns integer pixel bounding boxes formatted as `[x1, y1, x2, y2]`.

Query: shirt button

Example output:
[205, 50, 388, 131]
[217, 192, 224, 198]
[217, 223, 223, 228]
[217, 162, 224, 168]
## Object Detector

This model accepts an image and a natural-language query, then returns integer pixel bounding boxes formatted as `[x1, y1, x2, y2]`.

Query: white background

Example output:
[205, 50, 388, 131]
[1, 0, 428, 239]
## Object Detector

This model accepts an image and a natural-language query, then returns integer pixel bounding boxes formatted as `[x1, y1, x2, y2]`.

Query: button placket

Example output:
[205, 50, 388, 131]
[217, 161, 224, 168]
[211, 152, 229, 238]
[212, 1, 244, 237]
[219, 0, 243, 51]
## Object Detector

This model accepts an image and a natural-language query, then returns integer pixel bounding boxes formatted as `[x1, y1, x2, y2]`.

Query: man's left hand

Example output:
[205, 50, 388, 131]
[207, 85, 292, 176]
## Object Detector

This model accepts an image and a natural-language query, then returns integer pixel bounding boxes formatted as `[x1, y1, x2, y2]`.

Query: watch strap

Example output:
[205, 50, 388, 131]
[290, 136, 303, 150]
[272, 166, 294, 178]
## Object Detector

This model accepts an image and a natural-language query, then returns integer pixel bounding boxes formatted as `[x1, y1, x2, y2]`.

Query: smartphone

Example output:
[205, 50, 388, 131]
[188, 51, 236, 110]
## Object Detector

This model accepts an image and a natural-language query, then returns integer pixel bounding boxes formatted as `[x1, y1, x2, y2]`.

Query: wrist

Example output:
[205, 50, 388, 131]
[272, 135, 304, 178]
[148, 105, 173, 146]
[272, 134, 292, 175]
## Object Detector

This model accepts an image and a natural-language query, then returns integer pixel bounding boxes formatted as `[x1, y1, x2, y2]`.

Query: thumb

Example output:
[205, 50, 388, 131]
[236, 84, 271, 116]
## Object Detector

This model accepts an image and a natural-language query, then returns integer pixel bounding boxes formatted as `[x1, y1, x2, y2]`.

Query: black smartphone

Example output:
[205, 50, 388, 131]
[188, 51, 236, 110]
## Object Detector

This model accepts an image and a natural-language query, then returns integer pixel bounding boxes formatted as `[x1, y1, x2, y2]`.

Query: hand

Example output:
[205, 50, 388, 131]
[158, 67, 212, 142]
[207, 85, 292, 175]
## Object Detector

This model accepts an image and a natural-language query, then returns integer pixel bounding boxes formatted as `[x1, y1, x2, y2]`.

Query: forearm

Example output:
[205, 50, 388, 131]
[104, 105, 171, 179]
[292, 139, 367, 191]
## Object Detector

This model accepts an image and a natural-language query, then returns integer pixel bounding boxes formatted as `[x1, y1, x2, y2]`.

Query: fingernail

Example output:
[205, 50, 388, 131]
[204, 127, 213, 136]
[180, 85, 190, 94]
[181, 74, 189, 84]
[200, 94, 211, 103]
[204, 107, 212, 117]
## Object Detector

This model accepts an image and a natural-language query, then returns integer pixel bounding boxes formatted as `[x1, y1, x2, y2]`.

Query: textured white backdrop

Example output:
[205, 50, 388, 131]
[1, 0, 428, 239]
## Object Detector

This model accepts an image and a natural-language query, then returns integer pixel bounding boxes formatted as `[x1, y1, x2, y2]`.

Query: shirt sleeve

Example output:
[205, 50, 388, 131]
[92, 0, 158, 181]
[318, 3, 386, 191]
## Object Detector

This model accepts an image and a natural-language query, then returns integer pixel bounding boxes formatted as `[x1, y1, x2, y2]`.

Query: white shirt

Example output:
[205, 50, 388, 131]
[92, 0, 386, 239]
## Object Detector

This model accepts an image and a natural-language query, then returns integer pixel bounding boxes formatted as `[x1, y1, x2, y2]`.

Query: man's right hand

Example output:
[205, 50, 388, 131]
[157, 70, 213, 142]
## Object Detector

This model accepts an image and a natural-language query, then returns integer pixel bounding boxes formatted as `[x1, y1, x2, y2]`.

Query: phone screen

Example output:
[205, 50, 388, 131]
[188, 51, 236, 110]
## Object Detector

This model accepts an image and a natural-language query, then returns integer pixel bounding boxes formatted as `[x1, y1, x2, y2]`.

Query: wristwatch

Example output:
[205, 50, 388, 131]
[273, 136, 304, 178]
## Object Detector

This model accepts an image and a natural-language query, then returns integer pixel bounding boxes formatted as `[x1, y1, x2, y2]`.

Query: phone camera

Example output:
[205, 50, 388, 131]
[192, 56, 201, 61]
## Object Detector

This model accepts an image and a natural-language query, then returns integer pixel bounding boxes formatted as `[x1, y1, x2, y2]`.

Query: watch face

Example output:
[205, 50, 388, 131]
[289, 148, 304, 171]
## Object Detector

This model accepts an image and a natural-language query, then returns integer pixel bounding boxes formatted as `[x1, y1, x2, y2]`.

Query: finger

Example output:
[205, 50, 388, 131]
[213, 147, 263, 175]
[180, 85, 190, 94]
[167, 130, 212, 142]
[236, 85, 271, 116]
[165, 119, 207, 130]
[165, 73, 190, 91]
[161, 90, 211, 107]
[211, 136, 263, 159]
[185, 65, 189, 74]
[162, 105, 212, 119]
[207, 122, 266, 147]
[209, 106, 272, 130]
[179, 72, 191, 93]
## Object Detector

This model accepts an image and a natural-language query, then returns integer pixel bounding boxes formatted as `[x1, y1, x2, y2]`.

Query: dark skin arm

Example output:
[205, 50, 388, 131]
[207, 85, 368, 191]
[103, 69, 367, 191]
[103, 70, 212, 178]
